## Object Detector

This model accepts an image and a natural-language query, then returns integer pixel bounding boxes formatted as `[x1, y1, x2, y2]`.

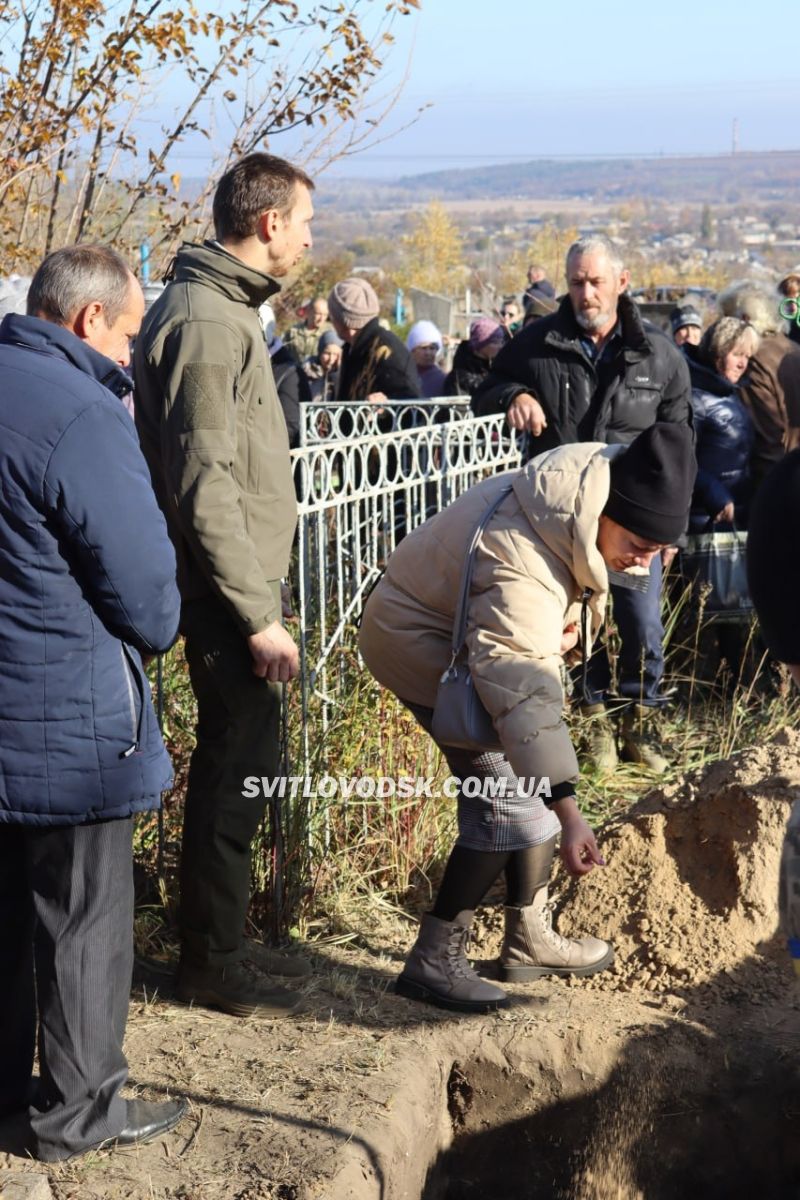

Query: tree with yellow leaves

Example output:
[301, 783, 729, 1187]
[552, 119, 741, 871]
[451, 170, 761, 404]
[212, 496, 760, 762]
[0, 0, 420, 274]
[495, 221, 579, 298]
[394, 201, 465, 296]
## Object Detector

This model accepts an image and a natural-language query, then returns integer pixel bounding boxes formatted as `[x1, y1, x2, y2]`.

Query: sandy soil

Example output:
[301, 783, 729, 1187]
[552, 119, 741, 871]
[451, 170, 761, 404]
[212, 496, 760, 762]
[2, 734, 800, 1200]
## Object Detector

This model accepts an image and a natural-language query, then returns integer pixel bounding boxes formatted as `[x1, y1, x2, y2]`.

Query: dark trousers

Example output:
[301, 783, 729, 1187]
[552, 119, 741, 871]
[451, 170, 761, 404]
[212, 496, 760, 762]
[582, 554, 665, 707]
[180, 593, 282, 968]
[0, 818, 133, 1161]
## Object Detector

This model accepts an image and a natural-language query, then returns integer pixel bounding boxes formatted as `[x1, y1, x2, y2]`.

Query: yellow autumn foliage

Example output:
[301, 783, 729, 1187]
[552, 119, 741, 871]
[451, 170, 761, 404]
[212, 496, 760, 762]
[394, 201, 465, 296]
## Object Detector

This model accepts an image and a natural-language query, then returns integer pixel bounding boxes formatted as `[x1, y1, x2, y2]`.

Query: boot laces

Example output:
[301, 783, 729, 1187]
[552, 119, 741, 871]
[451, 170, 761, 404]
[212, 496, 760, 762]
[539, 902, 572, 954]
[445, 926, 479, 980]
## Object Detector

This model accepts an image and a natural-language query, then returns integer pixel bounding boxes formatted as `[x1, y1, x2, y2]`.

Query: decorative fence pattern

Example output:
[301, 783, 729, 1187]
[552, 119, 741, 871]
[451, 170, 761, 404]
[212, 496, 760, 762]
[152, 400, 522, 932]
[298, 396, 471, 444]
[288, 405, 523, 773]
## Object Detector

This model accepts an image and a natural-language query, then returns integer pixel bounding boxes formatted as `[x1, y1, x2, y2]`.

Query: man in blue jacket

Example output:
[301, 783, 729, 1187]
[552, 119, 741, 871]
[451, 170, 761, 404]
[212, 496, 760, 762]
[0, 245, 187, 1161]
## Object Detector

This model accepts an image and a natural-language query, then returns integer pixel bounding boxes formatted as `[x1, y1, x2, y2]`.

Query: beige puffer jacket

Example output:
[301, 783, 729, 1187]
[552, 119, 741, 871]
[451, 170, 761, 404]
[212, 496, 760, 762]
[359, 441, 622, 788]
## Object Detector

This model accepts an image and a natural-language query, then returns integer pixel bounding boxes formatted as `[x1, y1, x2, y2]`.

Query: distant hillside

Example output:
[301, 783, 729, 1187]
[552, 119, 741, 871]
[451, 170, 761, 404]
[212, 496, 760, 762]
[394, 151, 800, 204]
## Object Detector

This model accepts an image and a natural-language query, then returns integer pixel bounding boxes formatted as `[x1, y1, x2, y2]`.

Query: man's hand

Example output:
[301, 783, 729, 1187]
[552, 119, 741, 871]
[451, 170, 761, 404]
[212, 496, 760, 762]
[247, 621, 300, 683]
[506, 392, 547, 436]
[368, 391, 388, 417]
[661, 545, 678, 570]
[715, 500, 735, 523]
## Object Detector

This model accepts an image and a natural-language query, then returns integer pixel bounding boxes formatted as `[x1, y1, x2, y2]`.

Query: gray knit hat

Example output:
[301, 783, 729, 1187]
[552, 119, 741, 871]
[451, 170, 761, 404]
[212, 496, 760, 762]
[328, 277, 380, 330]
[317, 329, 343, 354]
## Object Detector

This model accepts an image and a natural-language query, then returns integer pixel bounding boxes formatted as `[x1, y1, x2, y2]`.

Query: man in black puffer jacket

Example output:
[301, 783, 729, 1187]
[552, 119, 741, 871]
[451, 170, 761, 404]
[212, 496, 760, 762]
[474, 235, 692, 775]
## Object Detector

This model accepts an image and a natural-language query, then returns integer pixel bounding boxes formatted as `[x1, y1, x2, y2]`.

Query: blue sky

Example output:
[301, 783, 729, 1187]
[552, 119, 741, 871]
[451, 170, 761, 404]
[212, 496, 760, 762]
[156, 0, 800, 180]
[326, 0, 800, 176]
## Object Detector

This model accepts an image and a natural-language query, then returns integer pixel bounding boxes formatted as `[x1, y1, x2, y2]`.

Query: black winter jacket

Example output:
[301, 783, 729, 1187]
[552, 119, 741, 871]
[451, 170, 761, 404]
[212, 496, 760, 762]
[337, 318, 421, 402]
[684, 348, 754, 530]
[747, 448, 800, 662]
[473, 294, 692, 455]
[271, 343, 311, 449]
[444, 339, 494, 401]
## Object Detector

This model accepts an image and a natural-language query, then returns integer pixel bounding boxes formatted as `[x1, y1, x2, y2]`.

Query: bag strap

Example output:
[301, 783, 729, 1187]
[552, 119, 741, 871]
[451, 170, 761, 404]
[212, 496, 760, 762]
[449, 481, 514, 664]
[701, 514, 742, 535]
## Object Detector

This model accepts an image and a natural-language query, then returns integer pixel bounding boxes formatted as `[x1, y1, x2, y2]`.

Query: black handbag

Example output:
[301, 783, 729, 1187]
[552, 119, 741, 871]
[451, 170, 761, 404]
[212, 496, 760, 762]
[430, 484, 513, 751]
[681, 523, 752, 623]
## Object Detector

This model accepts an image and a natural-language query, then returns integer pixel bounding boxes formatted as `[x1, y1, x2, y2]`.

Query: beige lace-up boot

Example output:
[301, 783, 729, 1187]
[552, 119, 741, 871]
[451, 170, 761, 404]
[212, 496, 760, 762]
[500, 889, 614, 981]
[396, 911, 509, 1013]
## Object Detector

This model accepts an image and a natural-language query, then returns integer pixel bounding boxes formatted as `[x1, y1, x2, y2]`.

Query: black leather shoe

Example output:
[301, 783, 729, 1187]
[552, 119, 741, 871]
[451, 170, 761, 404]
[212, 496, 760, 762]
[110, 1098, 188, 1148]
[0, 1080, 39, 1120]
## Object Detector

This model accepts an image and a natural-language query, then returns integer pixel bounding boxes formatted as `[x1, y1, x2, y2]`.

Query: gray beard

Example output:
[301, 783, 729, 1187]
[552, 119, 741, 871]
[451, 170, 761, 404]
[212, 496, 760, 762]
[575, 307, 614, 333]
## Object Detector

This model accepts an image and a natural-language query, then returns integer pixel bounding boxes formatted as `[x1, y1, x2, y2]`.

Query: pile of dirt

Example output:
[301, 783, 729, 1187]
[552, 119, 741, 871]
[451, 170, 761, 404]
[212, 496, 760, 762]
[4, 736, 800, 1199]
[557, 728, 800, 999]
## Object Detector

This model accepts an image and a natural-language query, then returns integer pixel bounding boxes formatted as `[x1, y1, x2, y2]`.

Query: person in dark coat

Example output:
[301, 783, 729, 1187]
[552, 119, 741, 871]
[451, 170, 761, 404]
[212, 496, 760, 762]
[681, 317, 758, 678]
[748, 447, 800, 684]
[0, 246, 186, 1161]
[670, 304, 703, 348]
[444, 317, 506, 403]
[718, 281, 800, 488]
[523, 262, 556, 305]
[271, 342, 312, 449]
[684, 317, 757, 532]
[473, 234, 693, 775]
[523, 291, 558, 326]
[259, 299, 312, 448]
[306, 329, 343, 403]
[328, 276, 421, 402]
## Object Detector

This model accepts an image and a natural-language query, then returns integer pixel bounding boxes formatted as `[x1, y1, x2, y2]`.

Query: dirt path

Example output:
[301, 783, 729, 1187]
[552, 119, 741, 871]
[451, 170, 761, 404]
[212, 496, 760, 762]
[3, 734, 800, 1199]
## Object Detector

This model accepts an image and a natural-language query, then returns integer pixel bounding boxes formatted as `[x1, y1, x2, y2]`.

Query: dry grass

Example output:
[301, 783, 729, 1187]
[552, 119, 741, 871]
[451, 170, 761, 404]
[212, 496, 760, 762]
[136, 586, 800, 950]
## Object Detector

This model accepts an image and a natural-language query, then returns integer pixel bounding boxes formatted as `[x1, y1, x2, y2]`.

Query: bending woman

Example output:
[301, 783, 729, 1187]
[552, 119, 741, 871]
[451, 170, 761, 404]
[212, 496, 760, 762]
[359, 424, 696, 1012]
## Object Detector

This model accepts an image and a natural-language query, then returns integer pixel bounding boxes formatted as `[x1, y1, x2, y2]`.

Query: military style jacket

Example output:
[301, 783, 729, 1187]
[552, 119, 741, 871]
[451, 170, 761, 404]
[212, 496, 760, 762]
[135, 241, 297, 635]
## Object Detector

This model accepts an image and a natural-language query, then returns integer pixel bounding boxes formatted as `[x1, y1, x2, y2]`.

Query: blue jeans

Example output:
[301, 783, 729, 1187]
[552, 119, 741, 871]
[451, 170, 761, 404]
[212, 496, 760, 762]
[581, 554, 665, 707]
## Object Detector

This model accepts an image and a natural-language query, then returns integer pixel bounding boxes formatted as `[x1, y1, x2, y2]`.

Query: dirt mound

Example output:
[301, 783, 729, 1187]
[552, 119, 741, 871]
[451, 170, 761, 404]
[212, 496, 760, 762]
[557, 728, 800, 999]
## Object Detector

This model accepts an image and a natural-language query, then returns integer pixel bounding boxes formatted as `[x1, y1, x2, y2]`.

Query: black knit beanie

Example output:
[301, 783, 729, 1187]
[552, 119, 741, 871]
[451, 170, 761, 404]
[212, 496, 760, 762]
[603, 424, 696, 544]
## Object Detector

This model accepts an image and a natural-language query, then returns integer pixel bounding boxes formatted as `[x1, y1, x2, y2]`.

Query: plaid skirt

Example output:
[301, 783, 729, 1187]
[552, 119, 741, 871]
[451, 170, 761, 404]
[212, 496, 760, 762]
[404, 702, 561, 852]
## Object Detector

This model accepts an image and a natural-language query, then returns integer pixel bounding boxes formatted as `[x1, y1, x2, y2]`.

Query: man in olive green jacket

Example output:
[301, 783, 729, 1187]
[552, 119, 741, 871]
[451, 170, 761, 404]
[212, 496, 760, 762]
[134, 153, 314, 1018]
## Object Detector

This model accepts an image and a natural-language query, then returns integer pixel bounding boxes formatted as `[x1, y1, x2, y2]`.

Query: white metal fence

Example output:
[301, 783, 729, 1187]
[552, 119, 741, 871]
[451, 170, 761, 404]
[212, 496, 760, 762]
[288, 404, 523, 771]
[298, 396, 471, 444]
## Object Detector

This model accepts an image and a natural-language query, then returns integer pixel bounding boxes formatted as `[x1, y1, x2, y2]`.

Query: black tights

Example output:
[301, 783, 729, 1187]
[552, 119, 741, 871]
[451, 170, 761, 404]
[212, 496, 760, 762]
[432, 835, 558, 922]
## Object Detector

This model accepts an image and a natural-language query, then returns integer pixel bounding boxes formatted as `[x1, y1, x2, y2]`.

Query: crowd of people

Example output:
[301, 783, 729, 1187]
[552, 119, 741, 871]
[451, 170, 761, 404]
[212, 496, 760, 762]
[263, 258, 563, 427]
[3, 149, 800, 1162]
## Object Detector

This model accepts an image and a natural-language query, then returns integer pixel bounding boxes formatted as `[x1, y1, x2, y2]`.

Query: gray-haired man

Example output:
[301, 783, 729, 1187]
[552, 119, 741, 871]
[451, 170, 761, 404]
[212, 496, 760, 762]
[0, 245, 186, 1159]
[474, 234, 693, 773]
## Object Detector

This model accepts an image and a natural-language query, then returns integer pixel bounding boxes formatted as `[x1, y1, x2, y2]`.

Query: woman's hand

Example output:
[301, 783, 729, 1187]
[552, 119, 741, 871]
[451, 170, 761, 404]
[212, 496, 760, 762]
[560, 623, 579, 656]
[551, 796, 606, 877]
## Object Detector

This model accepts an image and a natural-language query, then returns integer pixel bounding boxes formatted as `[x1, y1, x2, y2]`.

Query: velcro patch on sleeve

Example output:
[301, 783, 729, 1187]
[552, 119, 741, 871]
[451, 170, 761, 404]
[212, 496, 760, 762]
[179, 363, 229, 430]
